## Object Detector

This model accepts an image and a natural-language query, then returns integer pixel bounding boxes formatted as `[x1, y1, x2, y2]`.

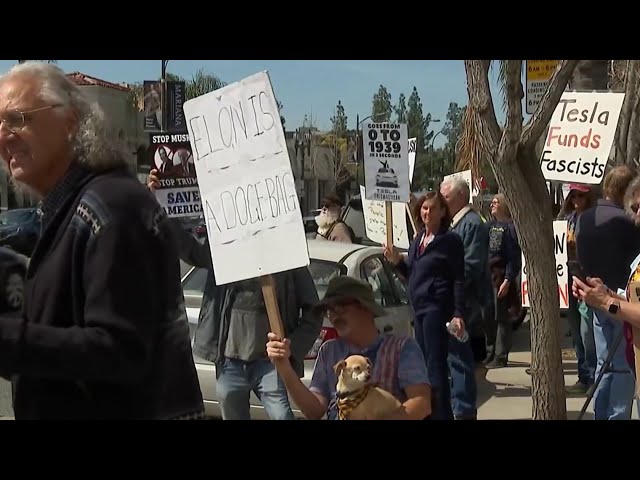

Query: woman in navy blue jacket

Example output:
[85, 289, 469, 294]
[385, 191, 465, 420]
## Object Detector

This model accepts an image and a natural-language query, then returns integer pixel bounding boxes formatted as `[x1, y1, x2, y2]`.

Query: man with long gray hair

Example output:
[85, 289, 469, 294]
[0, 62, 204, 419]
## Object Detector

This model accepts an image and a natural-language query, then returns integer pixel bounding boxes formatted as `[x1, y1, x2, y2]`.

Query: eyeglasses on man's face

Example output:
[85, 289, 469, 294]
[0, 104, 60, 131]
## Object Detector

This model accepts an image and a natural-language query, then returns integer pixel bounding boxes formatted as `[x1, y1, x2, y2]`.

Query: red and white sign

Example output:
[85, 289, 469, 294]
[521, 221, 569, 310]
[539, 91, 625, 185]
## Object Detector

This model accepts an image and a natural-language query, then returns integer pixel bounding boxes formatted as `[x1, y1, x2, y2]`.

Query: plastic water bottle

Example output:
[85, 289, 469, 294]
[446, 321, 469, 343]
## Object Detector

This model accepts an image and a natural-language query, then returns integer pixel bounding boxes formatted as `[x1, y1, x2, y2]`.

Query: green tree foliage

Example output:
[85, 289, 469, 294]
[394, 93, 408, 124]
[371, 85, 392, 122]
[407, 86, 433, 153]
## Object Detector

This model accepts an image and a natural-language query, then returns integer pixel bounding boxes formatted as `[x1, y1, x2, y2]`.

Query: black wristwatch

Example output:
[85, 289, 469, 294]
[608, 301, 620, 314]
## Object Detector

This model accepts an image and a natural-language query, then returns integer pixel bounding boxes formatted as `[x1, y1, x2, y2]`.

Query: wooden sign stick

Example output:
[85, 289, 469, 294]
[385, 201, 394, 248]
[260, 274, 285, 340]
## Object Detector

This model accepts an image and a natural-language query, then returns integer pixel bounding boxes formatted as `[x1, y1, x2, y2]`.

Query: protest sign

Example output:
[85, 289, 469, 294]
[521, 221, 569, 309]
[408, 137, 417, 185]
[360, 186, 410, 249]
[148, 133, 201, 218]
[183, 71, 309, 339]
[182, 71, 309, 286]
[363, 122, 409, 202]
[540, 92, 625, 184]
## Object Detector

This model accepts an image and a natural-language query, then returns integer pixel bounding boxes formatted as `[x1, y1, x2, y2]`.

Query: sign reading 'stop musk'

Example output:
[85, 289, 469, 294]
[540, 92, 625, 185]
[363, 122, 409, 202]
[182, 71, 309, 286]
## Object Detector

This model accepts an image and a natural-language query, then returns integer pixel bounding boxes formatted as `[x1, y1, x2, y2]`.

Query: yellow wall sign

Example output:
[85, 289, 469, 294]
[526, 60, 560, 114]
[526, 60, 560, 81]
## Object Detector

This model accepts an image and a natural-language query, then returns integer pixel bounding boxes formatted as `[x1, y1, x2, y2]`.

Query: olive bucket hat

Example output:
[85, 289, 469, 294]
[312, 276, 386, 318]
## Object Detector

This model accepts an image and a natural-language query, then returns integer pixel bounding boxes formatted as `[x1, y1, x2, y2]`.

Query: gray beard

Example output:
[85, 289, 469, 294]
[316, 211, 339, 231]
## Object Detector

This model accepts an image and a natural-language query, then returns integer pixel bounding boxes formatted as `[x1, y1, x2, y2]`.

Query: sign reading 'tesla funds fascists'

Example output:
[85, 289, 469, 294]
[540, 92, 625, 185]
[521, 221, 569, 310]
[363, 122, 409, 202]
[182, 71, 309, 285]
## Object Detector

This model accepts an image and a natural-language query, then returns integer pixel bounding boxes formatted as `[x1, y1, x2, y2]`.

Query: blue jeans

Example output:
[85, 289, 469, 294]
[215, 357, 295, 420]
[568, 291, 597, 385]
[447, 335, 477, 418]
[414, 310, 454, 420]
[592, 311, 635, 420]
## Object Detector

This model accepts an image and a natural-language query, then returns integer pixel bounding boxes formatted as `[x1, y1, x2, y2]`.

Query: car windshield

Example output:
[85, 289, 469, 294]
[0, 209, 33, 226]
[308, 260, 343, 299]
[181, 260, 344, 300]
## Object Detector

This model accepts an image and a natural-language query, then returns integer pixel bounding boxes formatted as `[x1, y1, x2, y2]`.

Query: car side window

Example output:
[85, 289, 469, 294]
[360, 256, 396, 307]
[385, 260, 409, 304]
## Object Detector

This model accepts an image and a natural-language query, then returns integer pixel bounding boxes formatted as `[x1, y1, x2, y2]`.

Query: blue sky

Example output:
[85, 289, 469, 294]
[0, 60, 507, 148]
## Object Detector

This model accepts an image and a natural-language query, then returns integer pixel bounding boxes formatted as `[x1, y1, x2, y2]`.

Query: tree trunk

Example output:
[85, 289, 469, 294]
[464, 59, 577, 420]
[495, 147, 567, 419]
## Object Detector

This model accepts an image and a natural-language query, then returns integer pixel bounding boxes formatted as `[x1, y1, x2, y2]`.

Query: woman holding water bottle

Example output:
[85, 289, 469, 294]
[384, 191, 466, 420]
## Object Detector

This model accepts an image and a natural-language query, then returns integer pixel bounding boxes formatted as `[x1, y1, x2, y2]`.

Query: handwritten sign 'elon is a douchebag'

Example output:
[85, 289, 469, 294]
[540, 92, 625, 185]
[182, 71, 309, 285]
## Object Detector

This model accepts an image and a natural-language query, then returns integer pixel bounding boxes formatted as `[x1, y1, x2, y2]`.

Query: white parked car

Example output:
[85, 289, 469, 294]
[181, 239, 414, 419]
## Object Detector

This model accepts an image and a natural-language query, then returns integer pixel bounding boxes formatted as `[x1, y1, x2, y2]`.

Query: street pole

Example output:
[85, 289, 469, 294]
[160, 60, 169, 132]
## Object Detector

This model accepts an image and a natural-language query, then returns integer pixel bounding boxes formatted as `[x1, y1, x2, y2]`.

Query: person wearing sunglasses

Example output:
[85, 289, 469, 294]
[557, 184, 597, 396]
[266, 276, 431, 420]
[0, 62, 204, 419]
[314, 194, 354, 243]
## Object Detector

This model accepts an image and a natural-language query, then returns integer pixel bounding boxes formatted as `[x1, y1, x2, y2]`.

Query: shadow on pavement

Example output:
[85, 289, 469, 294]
[568, 410, 594, 420]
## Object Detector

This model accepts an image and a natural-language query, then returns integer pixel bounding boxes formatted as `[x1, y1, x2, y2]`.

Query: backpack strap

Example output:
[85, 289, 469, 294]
[324, 220, 340, 238]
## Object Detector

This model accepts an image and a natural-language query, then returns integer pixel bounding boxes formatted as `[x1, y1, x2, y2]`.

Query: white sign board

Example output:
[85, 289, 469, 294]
[359, 185, 409, 249]
[408, 137, 417, 185]
[443, 169, 479, 197]
[521, 221, 569, 309]
[363, 122, 409, 202]
[540, 91, 625, 184]
[182, 71, 309, 285]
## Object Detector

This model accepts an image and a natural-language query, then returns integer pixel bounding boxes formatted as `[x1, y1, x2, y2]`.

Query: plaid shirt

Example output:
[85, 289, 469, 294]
[309, 334, 430, 420]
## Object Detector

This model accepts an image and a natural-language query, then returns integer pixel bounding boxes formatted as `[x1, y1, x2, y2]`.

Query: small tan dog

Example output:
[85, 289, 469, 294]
[334, 355, 403, 420]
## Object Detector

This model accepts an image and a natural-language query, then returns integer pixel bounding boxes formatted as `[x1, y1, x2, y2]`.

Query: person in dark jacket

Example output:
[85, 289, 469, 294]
[0, 62, 204, 419]
[148, 170, 321, 421]
[384, 191, 465, 420]
[576, 165, 640, 420]
[484, 193, 522, 369]
[557, 184, 597, 394]
[440, 177, 484, 419]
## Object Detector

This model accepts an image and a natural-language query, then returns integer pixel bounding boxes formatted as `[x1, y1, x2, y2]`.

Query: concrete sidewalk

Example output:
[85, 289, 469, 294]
[476, 318, 638, 420]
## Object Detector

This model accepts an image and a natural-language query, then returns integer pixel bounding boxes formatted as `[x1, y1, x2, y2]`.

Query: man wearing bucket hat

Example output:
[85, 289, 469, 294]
[266, 276, 432, 420]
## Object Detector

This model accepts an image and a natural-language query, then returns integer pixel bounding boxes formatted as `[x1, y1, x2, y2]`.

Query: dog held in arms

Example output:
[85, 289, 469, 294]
[334, 355, 403, 420]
